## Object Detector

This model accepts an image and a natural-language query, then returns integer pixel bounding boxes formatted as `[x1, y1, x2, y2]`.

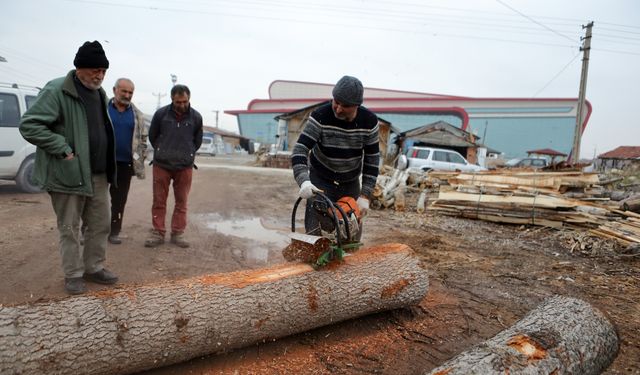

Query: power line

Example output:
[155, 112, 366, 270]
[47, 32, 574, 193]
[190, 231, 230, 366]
[62, 0, 578, 49]
[61, 0, 640, 35]
[599, 26, 640, 35]
[495, 0, 575, 42]
[593, 47, 640, 56]
[532, 52, 581, 97]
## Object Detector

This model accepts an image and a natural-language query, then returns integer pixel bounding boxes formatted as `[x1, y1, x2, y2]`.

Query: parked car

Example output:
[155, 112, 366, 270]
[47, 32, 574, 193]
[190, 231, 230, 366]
[403, 146, 485, 172]
[197, 135, 216, 156]
[0, 83, 41, 192]
[505, 157, 548, 169]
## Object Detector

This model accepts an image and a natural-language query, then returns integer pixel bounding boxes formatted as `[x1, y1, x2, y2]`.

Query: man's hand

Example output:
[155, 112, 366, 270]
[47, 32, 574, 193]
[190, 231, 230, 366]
[357, 196, 370, 216]
[299, 181, 321, 199]
[64, 152, 74, 160]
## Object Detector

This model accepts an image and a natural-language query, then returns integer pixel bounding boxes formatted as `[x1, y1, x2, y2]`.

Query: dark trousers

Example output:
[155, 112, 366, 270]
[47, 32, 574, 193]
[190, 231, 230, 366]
[109, 162, 134, 236]
[152, 164, 193, 236]
[304, 172, 360, 235]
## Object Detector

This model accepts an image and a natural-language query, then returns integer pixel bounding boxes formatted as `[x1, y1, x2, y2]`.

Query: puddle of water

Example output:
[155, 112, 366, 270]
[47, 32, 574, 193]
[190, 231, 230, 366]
[199, 214, 291, 263]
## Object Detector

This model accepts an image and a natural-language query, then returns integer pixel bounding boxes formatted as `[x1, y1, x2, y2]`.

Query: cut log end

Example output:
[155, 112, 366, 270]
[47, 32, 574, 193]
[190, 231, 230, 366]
[426, 295, 619, 375]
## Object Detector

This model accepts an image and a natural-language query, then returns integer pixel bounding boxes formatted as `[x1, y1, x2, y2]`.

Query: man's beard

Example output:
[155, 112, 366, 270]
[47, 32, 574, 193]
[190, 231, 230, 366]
[332, 109, 349, 121]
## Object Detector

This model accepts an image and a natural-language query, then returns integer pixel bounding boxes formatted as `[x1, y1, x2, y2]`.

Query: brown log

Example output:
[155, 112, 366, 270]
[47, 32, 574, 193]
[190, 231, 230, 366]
[621, 196, 640, 213]
[427, 295, 618, 375]
[0, 243, 428, 375]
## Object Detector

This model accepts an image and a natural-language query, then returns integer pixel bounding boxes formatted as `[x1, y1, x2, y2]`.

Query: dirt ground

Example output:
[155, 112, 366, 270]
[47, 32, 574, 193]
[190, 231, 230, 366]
[1, 154, 638, 374]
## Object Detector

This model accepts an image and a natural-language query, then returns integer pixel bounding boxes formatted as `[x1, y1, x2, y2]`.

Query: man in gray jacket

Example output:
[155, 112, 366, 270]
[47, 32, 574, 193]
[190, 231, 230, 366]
[107, 78, 147, 245]
[19, 41, 119, 295]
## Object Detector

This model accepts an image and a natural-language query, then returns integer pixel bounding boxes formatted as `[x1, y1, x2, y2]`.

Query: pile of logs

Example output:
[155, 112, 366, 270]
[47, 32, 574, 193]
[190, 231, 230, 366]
[371, 167, 640, 247]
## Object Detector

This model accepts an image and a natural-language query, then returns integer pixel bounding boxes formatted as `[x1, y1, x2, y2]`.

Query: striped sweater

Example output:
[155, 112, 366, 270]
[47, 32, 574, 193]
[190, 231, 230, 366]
[292, 103, 380, 198]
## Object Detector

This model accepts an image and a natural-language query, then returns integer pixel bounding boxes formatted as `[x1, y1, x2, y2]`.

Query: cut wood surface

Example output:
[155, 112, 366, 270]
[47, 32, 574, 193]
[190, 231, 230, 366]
[0, 243, 428, 375]
[427, 295, 619, 375]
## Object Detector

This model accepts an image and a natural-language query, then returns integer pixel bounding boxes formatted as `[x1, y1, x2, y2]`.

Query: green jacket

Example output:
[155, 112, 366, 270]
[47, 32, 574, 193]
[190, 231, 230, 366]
[19, 70, 116, 196]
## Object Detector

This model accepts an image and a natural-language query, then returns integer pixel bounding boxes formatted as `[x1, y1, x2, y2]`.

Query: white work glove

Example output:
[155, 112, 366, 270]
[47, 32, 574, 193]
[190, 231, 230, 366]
[299, 180, 321, 199]
[357, 196, 370, 217]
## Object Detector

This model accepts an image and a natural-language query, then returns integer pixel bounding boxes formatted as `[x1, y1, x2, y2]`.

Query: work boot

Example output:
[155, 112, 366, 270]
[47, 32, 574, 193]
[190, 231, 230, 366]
[170, 233, 190, 248]
[108, 234, 122, 245]
[64, 277, 86, 295]
[83, 268, 119, 285]
[144, 230, 165, 248]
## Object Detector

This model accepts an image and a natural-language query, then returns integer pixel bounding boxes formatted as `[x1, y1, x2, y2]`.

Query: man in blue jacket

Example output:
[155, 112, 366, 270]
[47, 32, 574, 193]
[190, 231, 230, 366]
[19, 41, 119, 295]
[145, 84, 203, 248]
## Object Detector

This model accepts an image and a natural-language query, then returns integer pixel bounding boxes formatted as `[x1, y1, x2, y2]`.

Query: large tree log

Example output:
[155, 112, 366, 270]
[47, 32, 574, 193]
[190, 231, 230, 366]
[427, 295, 619, 375]
[0, 243, 428, 375]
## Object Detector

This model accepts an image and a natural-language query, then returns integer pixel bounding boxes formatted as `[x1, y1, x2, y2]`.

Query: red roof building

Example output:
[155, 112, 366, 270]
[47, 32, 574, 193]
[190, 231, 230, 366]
[596, 146, 640, 172]
[598, 146, 640, 159]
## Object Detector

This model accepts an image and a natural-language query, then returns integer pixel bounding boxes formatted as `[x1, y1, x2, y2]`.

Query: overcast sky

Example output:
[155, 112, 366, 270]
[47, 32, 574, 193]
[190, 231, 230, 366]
[1, 0, 638, 157]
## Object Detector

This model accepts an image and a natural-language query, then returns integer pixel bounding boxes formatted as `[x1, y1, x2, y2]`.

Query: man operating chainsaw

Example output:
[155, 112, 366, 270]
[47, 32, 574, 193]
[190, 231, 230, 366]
[291, 75, 380, 241]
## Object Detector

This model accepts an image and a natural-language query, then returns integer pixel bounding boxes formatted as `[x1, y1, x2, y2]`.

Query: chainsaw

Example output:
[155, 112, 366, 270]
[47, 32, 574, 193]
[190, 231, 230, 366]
[282, 191, 363, 268]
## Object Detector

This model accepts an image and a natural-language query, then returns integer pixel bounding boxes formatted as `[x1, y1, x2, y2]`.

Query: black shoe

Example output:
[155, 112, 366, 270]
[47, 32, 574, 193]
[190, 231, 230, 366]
[83, 268, 119, 285]
[108, 234, 122, 244]
[64, 277, 86, 295]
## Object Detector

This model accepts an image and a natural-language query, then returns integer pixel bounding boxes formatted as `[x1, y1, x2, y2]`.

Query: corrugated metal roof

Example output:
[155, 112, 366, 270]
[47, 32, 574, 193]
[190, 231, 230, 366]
[526, 148, 567, 157]
[598, 146, 640, 159]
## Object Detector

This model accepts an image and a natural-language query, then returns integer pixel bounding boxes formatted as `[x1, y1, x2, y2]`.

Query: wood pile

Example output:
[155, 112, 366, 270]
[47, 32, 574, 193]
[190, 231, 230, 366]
[259, 152, 292, 169]
[372, 167, 640, 246]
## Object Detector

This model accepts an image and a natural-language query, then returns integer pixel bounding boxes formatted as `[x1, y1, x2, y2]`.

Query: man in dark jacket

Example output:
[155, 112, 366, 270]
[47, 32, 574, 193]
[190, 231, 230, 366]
[291, 75, 380, 236]
[145, 84, 203, 248]
[19, 41, 119, 295]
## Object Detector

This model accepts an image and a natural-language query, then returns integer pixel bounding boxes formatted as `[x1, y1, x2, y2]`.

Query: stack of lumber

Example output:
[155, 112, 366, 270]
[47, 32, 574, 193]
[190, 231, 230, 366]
[372, 167, 640, 246]
[429, 170, 640, 246]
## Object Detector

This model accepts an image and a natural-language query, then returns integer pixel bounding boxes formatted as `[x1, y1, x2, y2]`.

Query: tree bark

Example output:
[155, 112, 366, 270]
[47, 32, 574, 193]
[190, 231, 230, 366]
[427, 295, 619, 375]
[0, 243, 428, 375]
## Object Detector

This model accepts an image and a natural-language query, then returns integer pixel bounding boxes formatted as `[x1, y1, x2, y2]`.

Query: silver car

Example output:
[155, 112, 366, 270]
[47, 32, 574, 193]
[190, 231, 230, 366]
[403, 146, 485, 172]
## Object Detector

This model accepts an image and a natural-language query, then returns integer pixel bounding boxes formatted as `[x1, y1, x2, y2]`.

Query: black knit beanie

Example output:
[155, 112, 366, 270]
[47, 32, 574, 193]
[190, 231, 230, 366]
[73, 41, 109, 69]
[332, 75, 364, 106]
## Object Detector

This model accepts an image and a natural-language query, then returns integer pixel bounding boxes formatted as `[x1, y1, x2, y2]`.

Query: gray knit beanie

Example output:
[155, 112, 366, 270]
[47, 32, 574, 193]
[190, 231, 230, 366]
[332, 76, 364, 106]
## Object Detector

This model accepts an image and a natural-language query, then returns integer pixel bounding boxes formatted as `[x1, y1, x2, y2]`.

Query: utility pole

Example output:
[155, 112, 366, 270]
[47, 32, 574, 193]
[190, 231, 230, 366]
[152, 92, 166, 110]
[212, 110, 219, 128]
[570, 21, 594, 164]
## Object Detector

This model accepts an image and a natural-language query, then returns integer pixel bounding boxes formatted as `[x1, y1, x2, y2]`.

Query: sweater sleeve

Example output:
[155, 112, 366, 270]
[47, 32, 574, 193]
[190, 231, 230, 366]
[360, 121, 380, 198]
[291, 115, 322, 187]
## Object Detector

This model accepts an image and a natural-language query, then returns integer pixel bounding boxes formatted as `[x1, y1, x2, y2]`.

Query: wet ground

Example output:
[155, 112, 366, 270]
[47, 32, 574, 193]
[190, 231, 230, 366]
[1, 154, 638, 374]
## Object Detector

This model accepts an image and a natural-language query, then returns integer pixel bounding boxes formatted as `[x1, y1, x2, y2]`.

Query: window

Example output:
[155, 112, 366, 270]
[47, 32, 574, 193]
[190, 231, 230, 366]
[433, 151, 448, 162]
[25, 95, 37, 109]
[447, 152, 466, 164]
[532, 159, 546, 166]
[0, 93, 20, 127]
[416, 149, 430, 159]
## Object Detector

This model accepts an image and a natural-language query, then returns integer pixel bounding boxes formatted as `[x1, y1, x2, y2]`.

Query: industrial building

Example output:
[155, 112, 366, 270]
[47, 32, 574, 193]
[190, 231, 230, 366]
[225, 80, 591, 159]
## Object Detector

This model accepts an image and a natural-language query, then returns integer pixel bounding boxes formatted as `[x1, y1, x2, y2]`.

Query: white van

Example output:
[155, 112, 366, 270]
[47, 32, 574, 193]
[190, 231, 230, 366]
[0, 83, 41, 192]
[404, 146, 485, 172]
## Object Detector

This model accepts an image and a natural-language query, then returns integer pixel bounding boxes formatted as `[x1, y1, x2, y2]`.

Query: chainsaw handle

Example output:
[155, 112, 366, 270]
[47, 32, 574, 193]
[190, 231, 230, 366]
[291, 192, 349, 249]
[291, 197, 303, 233]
